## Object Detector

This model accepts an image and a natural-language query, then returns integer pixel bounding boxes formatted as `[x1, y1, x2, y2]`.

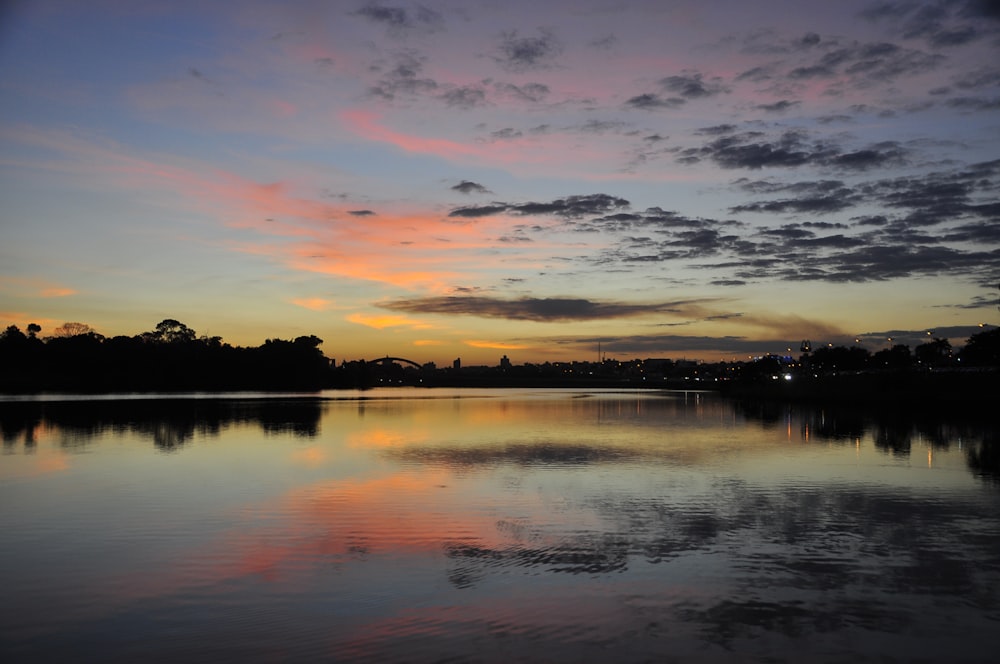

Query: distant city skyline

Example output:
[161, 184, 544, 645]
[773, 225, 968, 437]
[2, 1, 998, 364]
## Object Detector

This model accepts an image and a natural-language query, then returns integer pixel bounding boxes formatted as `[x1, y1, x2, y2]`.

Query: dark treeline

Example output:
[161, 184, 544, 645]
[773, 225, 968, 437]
[722, 328, 1000, 407]
[0, 319, 331, 392]
[1, 318, 999, 394]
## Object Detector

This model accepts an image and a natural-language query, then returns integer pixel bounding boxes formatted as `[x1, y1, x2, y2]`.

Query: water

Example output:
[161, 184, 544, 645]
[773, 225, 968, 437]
[2, 388, 998, 662]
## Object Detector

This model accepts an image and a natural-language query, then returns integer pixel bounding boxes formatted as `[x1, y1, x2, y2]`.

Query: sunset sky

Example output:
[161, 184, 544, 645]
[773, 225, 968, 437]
[2, 0, 998, 364]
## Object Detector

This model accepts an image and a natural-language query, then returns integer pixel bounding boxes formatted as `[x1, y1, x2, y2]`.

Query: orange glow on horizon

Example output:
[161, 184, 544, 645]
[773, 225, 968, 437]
[464, 339, 532, 350]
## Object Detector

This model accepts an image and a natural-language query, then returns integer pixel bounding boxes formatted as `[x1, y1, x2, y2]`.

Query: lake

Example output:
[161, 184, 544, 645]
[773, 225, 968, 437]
[2, 388, 998, 662]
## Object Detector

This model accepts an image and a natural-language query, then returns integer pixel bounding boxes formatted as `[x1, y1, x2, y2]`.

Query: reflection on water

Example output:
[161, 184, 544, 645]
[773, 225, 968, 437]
[1, 389, 998, 662]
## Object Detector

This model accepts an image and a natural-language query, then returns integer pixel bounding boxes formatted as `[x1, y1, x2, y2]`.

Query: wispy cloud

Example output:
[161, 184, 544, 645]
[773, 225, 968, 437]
[290, 297, 334, 311]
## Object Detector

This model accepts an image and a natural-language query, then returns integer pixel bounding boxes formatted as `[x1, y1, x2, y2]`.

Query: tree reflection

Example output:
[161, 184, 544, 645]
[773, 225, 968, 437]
[733, 398, 995, 480]
[966, 430, 1000, 484]
[0, 398, 322, 452]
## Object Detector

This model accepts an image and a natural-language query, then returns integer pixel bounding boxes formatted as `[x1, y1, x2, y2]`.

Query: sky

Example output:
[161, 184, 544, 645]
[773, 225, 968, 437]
[1, 0, 998, 365]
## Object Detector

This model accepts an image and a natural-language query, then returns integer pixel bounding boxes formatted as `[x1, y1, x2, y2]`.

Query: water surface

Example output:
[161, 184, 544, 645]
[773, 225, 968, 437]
[2, 388, 998, 662]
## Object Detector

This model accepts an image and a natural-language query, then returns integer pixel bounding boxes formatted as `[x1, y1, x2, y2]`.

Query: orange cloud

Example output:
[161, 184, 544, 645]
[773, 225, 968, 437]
[346, 313, 434, 330]
[0, 276, 78, 299]
[290, 297, 333, 311]
[40, 287, 77, 297]
[463, 339, 531, 350]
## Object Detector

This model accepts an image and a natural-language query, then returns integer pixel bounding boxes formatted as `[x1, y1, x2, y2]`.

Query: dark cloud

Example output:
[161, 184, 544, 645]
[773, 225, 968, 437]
[953, 67, 1000, 90]
[736, 65, 773, 82]
[494, 81, 550, 103]
[757, 100, 800, 113]
[730, 192, 857, 214]
[382, 295, 697, 321]
[513, 194, 630, 218]
[678, 128, 909, 171]
[660, 73, 728, 98]
[576, 119, 630, 134]
[447, 204, 509, 218]
[349, 209, 376, 216]
[816, 114, 854, 124]
[451, 181, 491, 195]
[368, 50, 437, 101]
[696, 124, 740, 136]
[942, 294, 1000, 311]
[784, 40, 944, 87]
[440, 85, 486, 108]
[827, 143, 909, 170]
[945, 96, 1000, 111]
[355, 3, 443, 33]
[449, 194, 630, 219]
[551, 333, 805, 356]
[678, 130, 814, 169]
[495, 28, 561, 72]
[624, 93, 685, 110]
[490, 127, 523, 140]
[779, 245, 995, 282]
[962, 0, 1000, 20]
[801, 32, 822, 47]
[861, 1, 1000, 47]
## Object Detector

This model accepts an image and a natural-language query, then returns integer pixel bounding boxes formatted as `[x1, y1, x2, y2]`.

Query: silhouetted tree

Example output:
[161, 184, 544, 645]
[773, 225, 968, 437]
[914, 337, 952, 367]
[808, 345, 870, 373]
[148, 319, 197, 344]
[50, 322, 97, 338]
[872, 344, 912, 370]
[960, 328, 1000, 366]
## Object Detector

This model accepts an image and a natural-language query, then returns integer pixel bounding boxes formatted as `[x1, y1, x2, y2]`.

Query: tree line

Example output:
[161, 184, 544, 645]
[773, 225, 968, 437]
[1, 318, 998, 393]
[0, 319, 331, 392]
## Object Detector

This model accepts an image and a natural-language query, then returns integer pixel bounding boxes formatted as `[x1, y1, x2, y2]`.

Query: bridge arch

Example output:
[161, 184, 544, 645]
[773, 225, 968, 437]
[366, 356, 425, 369]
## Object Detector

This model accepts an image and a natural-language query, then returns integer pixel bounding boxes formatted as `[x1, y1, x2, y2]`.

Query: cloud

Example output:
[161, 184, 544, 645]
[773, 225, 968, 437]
[451, 180, 491, 195]
[945, 96, 1000, 112]
[495, 28, 562, 72]
[349, 209, 376, 216]
[624, 93, 685, 110]
[381, 295, 714, 322]
[756, 100, 799, 113]
[660, 73, 728, 99]
[355, 3, 443, 33]
[368, 50, 438, 101]
[346, 312, 433, 330]
[861, 1, 1000, 47]
[558, 156, 1000, 287]
[291, 297, 334, 311]
[490, 127, 523, 140]
[539, 332, 831, 357]
[677, 128, 909, 171]
[0, 277, 78, 298]
[449, 193, 630, 219]
[730, 179, 861, 214]
[440, 85, 487, 108]
[447, 204, 510, 218]
[41, 287, 77, 297]
[493, 82, 550, 103]
[463, 339, 531, 350]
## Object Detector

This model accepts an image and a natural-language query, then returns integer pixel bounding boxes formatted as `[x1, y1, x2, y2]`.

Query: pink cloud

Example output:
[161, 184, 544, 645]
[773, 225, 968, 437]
[341, 109, 483, 159]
